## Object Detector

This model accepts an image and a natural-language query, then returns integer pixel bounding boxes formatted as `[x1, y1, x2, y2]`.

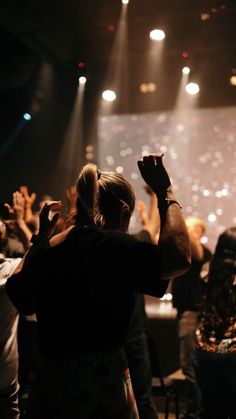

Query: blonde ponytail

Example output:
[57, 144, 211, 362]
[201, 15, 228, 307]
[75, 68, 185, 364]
[76, 163, 98, 226]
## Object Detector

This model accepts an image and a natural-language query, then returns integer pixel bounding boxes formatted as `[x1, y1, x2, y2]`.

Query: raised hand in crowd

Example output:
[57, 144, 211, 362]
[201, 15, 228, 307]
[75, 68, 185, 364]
[19, 185, 37, 224]
[65, 185, 77, 215]
[138, 154, 190, 279]
[136, 184, 160, 244]
[4, 191, 32, 251]
[37, 201, 62, 239]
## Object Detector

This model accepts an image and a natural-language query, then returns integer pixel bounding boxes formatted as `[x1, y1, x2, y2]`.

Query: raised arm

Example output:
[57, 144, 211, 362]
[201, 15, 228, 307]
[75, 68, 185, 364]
[13, 191, 32, 251]
[137, 154, 191, 279]
[4, 191, 32, 251]
[19, 185, 37, 224]
[136, 184, 160, 244]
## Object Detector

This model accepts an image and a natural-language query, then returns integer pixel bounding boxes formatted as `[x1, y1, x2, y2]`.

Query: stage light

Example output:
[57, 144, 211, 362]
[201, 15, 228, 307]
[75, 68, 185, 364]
[185, 82, 200, 95]
[182, 66, 190, 75]
[102, 90, 116, 102]
[148, 82, 156, 92]
[107, 24, 115, 32]
[140, 82, 156, 93]
[79, 76, 87, 84]
[149, 29, 165, 41]
[86, 145, 93, 152]
[229, 75, 236, 86]
[140, 83, 148, 93]
[181, 51, 189, 59]
[201, 13, 210, 21]
[122, 0, 129, 4]
[23, 113, 32, 120]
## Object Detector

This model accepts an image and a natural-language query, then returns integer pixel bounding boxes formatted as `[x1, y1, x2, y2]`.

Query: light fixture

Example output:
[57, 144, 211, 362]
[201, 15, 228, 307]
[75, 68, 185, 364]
[229, 75, 236, 86]
[102, 90, 117, 102]
[185, 82, 200, 95]
[149, 29, 165, 41]
[182, 66, 190, 75]
[140, 82, 156, 93]
[23, 113, 32, 121]
[79, 76, 87, 84]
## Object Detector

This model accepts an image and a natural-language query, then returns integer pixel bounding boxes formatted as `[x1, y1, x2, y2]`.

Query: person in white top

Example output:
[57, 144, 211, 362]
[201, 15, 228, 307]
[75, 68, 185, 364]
[0, 257, 22, 419]
[0, 191, 32, 419]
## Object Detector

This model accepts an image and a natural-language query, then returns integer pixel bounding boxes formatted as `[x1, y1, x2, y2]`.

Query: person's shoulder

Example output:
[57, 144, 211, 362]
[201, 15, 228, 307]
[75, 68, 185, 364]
[50, 225, 75, 247]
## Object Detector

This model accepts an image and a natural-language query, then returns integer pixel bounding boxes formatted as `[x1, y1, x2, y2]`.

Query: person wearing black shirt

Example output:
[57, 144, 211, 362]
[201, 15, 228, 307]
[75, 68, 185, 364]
[6, 154, 190, 419]
[172, 216, 212, 419]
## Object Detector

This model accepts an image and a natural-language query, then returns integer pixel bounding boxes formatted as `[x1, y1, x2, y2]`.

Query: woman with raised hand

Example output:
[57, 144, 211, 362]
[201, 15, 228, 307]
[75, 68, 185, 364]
[6, 154, 190, 419]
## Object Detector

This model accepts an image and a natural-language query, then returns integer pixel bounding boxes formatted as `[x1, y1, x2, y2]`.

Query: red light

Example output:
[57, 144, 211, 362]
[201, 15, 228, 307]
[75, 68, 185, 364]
[107, 24, 115, 32]
[181, 51, 189, 58]
[78, 62, 85, 69]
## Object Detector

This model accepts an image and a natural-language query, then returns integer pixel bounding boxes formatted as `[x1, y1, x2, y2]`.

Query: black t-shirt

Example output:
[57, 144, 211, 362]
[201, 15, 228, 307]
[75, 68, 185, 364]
[172, 245, 212, 314]
[6, 227, 167, 359]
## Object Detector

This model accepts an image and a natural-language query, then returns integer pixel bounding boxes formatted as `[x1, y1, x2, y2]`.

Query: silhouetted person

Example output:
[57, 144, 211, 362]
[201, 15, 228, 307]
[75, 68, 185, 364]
[0, 191, 31, 419]
[125, 187, 160, 419]
[6, 154, 190, 419]
[196, 227, 236, 419]
[172, 216, 212, 419]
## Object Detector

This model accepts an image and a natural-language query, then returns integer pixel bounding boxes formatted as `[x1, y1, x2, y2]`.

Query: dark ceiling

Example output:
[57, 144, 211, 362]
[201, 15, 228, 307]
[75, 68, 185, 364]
[1, 0, 236, 110]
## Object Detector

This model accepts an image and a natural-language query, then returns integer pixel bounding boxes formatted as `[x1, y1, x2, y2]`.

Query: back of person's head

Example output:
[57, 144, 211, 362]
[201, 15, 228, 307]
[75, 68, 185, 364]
[185, 216, 205, 236]
[210, 227, 236, 281]
[205, 227, 236, 319]
[75, 163, 135, 232]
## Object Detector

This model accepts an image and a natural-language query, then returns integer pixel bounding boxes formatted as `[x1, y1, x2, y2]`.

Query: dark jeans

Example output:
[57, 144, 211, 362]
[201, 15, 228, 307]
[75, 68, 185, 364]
[27, 349, 139, 419]
[179, 311, 202, 419]
[196, 350, 236, 419]
[125, 331, 158, 419]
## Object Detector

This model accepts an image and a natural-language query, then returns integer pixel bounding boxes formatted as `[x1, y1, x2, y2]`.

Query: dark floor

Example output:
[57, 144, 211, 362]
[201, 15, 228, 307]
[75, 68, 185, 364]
[153, 379, 186, 418]
[18, 381, 186, 419]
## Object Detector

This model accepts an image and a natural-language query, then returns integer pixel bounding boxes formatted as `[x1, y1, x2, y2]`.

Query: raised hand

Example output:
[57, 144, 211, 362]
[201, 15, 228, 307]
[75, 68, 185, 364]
[4, 191, 24, 220]
[19, 185, 37, 208]
[137, 154, 171, 196]
[136, 200, 149, 226]
[38, 201, 62, 238]
[12, 191, 25, 222]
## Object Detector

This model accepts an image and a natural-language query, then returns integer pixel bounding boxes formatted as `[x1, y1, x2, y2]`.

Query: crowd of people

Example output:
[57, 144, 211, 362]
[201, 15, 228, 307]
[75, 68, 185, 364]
[1, 152, 236, 419]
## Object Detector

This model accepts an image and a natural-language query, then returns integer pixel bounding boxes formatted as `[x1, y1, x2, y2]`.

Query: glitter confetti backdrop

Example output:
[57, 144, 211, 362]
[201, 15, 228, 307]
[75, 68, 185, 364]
[98, 106, 236, 251]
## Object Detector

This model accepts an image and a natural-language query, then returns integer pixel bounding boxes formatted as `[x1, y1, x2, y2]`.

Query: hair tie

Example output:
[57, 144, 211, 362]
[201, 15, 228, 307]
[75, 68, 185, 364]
[97, 169, 101, 180]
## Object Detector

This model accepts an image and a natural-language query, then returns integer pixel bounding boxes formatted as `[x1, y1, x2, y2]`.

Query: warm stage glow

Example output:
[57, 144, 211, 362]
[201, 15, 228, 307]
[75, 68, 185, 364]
[149, 29, 165, 41]
[230, 75, 236, 86]
[102, 90, 117, 102]
[182, 66, 190, 75]
[140, 82, 156, 93]
[79, 76, 87, 84]
[185, 82, 200, 95]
